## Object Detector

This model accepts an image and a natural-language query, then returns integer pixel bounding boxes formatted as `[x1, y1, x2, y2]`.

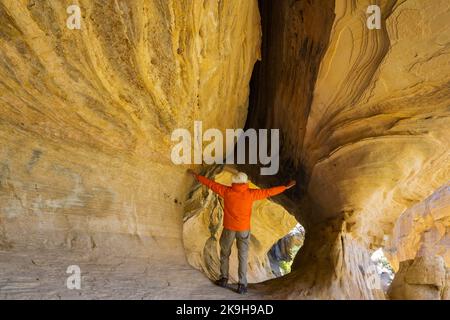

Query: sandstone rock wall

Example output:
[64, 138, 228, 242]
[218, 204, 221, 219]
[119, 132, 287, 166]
[0, 0, 261, 298]
[389, 256, 449, 300]
[304, 0, 450, 248]
[0, 0, 449, 300]
[247, 0, 450, 299]
[385, 184, 450, 270]
[0, 0, 260, 253]
[386, 184, 449, 299]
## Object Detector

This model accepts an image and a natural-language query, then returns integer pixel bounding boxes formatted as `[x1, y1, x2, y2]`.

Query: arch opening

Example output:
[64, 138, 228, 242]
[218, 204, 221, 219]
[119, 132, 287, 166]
[183, 165, 305, 284]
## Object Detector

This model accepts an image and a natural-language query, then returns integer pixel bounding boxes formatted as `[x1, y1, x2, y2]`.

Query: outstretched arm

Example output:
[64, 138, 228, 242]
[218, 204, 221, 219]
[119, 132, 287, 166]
[187, 169, 228, 197]
[250, 180, 296, 200]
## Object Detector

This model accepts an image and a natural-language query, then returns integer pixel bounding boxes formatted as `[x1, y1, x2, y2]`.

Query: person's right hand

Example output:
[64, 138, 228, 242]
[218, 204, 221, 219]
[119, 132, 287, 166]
[286, 180, 296, 189]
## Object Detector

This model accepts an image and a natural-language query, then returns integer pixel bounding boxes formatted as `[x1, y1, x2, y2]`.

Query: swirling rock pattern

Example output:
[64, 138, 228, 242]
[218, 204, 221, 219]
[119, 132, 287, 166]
[0, 0, 260, 298]
[247, 0, 449, 299]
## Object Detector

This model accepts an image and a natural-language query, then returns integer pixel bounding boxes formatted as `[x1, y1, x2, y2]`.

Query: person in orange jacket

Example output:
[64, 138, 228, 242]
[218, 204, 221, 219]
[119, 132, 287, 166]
[187, 169, 296, 294]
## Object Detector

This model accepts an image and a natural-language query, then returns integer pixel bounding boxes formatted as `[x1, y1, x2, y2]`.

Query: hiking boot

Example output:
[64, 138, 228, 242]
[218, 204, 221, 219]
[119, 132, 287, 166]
[237, 283, 247, 294]
[214, 277, 228, 288]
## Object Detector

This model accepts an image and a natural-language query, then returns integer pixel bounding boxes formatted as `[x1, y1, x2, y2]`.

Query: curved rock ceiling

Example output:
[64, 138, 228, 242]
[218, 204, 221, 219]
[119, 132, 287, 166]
[0, 0, 449, 299]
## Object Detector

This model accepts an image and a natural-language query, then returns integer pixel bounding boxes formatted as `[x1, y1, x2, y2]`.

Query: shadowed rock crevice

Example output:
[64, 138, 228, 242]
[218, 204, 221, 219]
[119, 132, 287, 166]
[245, 0, 336, 197]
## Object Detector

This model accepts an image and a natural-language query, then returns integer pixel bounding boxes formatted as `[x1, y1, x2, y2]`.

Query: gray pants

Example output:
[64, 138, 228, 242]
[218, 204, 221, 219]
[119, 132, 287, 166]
[219, 228, 250, 286]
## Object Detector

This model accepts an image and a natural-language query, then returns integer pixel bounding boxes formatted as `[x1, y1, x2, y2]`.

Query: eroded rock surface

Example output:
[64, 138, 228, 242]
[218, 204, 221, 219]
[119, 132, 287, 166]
[388, 256, 448, 300]
[247, 0, 449, 299]
[0, 0, 261, 299]
[386, 184, 449, 299]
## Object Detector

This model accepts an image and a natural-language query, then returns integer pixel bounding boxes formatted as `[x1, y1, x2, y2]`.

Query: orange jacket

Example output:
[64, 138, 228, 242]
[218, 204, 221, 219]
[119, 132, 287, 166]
[196, 175, 287, 231]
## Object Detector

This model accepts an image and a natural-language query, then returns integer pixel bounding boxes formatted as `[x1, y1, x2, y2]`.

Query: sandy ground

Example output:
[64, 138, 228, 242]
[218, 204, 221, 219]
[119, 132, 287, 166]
[0, 247, 266, 300]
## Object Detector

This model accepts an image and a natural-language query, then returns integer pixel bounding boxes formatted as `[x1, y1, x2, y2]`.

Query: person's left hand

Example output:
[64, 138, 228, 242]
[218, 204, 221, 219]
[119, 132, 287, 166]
[286, 180, 296, 189]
